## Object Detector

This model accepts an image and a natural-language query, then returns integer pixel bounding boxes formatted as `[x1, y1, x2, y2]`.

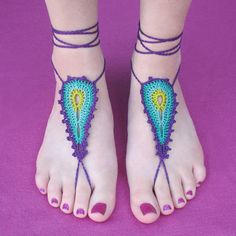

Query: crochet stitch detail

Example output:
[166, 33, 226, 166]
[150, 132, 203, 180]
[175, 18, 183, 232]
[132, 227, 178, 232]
[58, 76, 98, 160]
[141, 77, 178, 159]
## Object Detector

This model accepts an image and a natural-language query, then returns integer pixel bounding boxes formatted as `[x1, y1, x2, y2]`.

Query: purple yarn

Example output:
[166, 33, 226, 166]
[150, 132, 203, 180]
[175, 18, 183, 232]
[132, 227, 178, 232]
[59, 77, 98, 190]
[135, 22, 182, 56]
[52, 22, 100, 49]
[58, 76, 99, 159]
[140, 78, 178, 187]
[50, 23, 104, 190]
[131, 24, 183, 188]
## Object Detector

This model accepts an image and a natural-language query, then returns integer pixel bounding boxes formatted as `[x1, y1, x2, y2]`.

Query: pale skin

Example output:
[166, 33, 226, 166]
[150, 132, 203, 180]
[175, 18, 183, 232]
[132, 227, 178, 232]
[36, 0, 206, 224]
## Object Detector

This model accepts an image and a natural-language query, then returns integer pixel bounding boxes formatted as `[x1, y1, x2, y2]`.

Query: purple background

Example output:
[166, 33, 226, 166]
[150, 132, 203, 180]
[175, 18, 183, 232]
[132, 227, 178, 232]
[0, 0, 236, 235]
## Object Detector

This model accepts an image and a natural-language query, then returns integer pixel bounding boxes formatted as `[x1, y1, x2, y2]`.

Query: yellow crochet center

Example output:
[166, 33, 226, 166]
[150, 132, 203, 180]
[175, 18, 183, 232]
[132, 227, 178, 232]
[70, 89, 85, 111]
[152, 90, 167, 112]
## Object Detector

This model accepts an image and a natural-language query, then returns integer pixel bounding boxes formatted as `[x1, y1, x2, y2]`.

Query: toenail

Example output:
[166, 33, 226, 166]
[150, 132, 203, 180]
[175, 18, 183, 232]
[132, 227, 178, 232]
[76, 208, 85, 215]
[163, 204, 172, 211]
[178, 198, 185, 204]
[186, 190, 193, 196]
[62, 203, 69, 211]
[197, 182, 202, 187]
[51, 198, 58, 204]
[39, 188, 45, 193]
[91, 203, 106, 215]
[140, 203, 156, 216]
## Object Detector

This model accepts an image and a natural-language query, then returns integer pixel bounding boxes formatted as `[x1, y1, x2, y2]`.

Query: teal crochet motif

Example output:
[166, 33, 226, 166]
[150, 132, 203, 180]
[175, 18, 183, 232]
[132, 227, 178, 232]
[59, 76, 98, 160]
[141, 77, 178, 159]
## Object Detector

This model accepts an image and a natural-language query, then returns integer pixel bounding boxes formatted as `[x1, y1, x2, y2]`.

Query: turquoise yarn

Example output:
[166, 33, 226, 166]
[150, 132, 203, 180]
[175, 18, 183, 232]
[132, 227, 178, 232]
[142, 79, 175, 145]
[61, 78, 96, 145]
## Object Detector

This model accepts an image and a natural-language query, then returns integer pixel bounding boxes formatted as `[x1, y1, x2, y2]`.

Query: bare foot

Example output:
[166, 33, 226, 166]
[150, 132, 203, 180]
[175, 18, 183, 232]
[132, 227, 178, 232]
[126, 50, 206, 224]
[35, 46, 117, 222]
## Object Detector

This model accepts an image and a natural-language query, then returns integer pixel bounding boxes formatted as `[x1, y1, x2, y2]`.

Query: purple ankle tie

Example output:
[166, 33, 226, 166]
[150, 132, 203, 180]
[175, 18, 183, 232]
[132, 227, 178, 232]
[52, 23, 100, 49]
[51, 23, 105, 190]
[131, 23, 182, 187]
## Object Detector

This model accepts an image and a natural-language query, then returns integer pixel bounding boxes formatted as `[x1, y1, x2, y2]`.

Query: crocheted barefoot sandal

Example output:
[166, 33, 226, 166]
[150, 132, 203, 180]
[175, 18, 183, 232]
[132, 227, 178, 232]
[51, 23, 105, 190]
[131, 24, 182, 187]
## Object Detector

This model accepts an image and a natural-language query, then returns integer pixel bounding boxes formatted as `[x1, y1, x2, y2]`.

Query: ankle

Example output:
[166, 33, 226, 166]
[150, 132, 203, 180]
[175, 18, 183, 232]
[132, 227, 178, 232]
[52, 46, 104, 82]
[132, 50, 181, 83]
[131, 23, 182, 83]
[50, 23, 105, 82]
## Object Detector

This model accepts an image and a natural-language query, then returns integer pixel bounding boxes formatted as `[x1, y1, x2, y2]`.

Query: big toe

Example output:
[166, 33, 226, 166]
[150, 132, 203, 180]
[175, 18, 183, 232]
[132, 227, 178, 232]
[88, 184, 116, 223]
[130, 179, 160, 224]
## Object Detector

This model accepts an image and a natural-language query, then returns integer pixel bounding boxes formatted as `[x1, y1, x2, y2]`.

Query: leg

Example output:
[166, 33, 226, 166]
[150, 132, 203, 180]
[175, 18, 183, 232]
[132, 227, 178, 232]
[127, 0, 206, 224]
[35, 0, 117, 222]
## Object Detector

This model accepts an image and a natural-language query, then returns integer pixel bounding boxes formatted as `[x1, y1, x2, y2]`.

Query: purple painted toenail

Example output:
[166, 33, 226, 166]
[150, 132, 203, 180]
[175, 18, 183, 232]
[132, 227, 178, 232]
[62, 203, 69, 211]
[91, 203, 106, 215]
[51, 198, 58, 204]
[187, 190, 193, 196]
[76, 208, 85, 215]
[140, 203, 156, 216]
[39, 188, 45, 193]
[178, 198, 185, 204]
[163, 204, 172, 211]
